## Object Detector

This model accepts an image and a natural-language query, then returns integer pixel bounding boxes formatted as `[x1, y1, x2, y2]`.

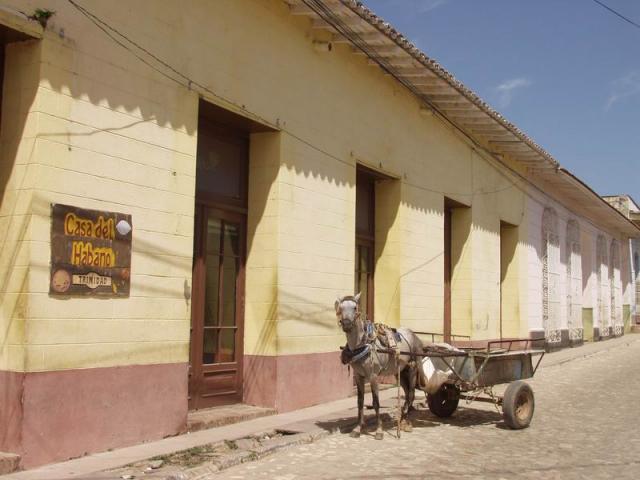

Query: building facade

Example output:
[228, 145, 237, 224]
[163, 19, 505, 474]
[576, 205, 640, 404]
[603, 195, 640, 326]
[1, 0, 638, 469]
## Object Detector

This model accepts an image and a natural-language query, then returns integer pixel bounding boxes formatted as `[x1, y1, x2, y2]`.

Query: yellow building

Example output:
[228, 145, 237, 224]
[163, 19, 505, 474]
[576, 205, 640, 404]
[0, 0, 637, 468]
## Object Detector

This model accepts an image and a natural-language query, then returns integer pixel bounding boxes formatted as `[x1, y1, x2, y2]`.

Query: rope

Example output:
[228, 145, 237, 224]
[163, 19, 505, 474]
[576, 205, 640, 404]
[396, 355, 401, 439]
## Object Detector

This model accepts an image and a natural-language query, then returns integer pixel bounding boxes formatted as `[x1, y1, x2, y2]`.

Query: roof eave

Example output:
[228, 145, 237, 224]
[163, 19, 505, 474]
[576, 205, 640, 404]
[558, 168, 640, 237]
[286, 0, 636, 236]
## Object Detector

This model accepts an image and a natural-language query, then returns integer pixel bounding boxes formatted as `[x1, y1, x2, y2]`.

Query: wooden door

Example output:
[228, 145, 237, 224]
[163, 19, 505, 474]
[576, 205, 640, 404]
[189, 206, 245, 409]
[443, 207, 452, 343]
[355, 170, 375, 320]
[189, 100, 250, 409]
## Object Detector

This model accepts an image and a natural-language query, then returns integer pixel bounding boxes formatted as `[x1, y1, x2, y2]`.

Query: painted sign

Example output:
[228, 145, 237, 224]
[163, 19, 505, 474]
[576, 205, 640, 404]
[50, 204, 132, 296]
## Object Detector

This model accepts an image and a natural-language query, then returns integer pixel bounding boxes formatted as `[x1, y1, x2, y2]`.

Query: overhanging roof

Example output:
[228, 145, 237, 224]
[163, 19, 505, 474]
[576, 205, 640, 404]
[285, 0, 640, 237]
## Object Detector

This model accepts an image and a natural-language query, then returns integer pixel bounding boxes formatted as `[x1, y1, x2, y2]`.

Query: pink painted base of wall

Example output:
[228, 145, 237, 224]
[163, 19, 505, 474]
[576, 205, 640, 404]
[1, 363, 188, 469]
[244, 351, 352, 412]
[0, 370, 23, 454]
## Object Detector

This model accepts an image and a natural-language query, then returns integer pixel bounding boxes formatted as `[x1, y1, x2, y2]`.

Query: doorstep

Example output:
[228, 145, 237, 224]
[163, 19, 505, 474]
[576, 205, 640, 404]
[187, 404, 276, 433]
[0, 453, 20, 475]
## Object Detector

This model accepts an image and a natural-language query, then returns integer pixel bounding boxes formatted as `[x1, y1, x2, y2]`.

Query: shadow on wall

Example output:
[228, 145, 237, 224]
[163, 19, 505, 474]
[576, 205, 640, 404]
[33, 4, 198, 136]
[0, 40, 38, 456]
[0, 37, 42, 457]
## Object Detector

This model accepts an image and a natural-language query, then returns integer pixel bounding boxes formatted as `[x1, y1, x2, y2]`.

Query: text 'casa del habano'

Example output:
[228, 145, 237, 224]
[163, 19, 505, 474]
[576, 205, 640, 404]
[65, 212, 117, 268]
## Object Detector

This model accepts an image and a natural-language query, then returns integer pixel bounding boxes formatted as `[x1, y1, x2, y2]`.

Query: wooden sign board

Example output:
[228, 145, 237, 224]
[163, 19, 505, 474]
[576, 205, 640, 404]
[50, 204, 132, 297]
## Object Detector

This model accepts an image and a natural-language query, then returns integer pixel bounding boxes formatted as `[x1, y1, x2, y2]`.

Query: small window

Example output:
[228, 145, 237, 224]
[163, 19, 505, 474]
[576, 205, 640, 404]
[195, 100, 249, 208]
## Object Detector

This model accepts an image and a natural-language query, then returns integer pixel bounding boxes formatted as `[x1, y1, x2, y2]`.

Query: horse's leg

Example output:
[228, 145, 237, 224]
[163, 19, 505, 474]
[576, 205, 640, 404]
[370, 377, 383, 440]
[350, 375, 365, 438]
[399, 367, 413, 432]
[407, 363, 418, 413]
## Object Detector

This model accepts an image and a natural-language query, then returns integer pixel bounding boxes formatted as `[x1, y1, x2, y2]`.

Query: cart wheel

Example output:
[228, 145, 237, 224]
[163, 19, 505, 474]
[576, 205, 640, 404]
[427, 384, 459, 418]
[502, 381, 534, 429]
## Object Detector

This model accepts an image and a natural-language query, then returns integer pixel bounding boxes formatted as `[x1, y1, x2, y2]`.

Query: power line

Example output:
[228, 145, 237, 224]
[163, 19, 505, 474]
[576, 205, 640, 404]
[591, 0, 640, 30]
[65, 0, 522, 198]
[66, 0, 624, 231]
[64, 0, 608, 230]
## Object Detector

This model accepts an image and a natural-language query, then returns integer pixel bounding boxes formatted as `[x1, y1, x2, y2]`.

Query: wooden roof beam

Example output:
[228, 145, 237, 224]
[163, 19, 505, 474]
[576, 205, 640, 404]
[333, 31, 387, 44]
[411, 78, 445, 86]
[354, 44, 405, 55]
[393, 67, 437, 77]
[479, 133, 518, 140]
[312, 16, 363, 29]
[510, 152, 544, 158]
[439, 106, 483, 113]
[433, 98, 473, 105]
[371, 58, 420, 68]
[470, 126, 509, 135]
[417, 86, 458, 95]
[490, 143, 537, 153]
[422, 94, 462, 101]
[454, 117, 498, 125]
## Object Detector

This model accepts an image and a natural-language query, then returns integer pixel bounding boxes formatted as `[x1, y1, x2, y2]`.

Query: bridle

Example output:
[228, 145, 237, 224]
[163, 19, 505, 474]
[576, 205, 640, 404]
[336, 296, 362, 332]
[337, 298, 375, 365]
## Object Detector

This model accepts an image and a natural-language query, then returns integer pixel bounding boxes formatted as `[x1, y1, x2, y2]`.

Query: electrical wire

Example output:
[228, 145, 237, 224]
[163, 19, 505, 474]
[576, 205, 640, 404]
[299, 1, 636, 232]
[65, 0, 523, 198]
[64, 0, 629, 233]
[591, 0, 640, 30]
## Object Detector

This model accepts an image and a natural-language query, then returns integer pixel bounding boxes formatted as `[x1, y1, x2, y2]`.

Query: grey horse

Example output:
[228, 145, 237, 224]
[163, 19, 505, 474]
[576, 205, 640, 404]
[335, 293, 424, 439]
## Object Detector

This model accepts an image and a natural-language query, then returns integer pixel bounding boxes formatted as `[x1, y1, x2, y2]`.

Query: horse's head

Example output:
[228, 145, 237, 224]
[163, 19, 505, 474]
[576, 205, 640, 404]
[335, 293, 361, 332]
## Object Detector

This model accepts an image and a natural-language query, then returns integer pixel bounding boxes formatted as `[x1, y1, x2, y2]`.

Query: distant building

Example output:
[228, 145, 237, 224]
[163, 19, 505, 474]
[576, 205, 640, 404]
[603, 195, 640, 326]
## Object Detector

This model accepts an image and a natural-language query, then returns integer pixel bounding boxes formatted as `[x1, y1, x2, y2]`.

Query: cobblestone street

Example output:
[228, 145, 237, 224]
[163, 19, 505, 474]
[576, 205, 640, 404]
[214, 339, 640, 480]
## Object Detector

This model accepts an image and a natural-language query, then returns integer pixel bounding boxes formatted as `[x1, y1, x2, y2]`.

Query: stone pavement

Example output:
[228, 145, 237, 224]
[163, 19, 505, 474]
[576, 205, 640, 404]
[213, 335, 640, 480]
[3, 334, 639, 480]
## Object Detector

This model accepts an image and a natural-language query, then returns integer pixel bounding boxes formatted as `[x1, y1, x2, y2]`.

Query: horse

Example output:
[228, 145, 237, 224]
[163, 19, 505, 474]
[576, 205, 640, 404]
[335, 293, 424, 439]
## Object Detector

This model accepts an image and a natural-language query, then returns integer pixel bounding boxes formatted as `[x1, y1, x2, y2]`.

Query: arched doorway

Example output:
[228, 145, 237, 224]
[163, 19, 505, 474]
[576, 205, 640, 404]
[596, 235, 609, 339]
[542, 208, 561, 348]
[566, 220, 582, 345]
[610, 239, 622, 337]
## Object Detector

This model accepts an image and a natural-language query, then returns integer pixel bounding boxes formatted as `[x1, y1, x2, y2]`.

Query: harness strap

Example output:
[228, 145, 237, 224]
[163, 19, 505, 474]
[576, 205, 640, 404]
[347, 343, 372, 364]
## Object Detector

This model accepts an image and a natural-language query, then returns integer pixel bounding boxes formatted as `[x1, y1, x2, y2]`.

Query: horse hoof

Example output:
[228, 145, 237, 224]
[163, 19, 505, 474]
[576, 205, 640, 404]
[402, 423, 413, 433]
[374, 432, 384, 440]
[350, 430, 360, 438]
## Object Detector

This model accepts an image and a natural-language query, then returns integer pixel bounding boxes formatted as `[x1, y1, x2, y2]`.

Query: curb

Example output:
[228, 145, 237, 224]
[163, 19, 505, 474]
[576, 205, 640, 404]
[114, 429, 331, 480]
[541, 335, 640, 369]
[181, 430, 329, 480]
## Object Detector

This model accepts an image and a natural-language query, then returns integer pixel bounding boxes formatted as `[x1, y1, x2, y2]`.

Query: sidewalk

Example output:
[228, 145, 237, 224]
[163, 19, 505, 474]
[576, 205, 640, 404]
[4, 333, 638, 480]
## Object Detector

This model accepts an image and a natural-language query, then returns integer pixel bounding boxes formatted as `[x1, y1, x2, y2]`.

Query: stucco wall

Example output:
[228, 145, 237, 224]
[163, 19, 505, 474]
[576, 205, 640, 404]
[2, 0, 634, 372]
[1, 1, 199, 375]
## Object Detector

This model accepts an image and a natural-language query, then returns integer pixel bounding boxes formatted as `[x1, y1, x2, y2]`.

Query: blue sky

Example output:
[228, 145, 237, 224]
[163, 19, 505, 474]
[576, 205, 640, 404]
[364, 0, 640, 201]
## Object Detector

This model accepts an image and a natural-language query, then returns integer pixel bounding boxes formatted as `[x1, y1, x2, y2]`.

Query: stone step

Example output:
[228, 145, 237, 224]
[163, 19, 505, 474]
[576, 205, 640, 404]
[631, 325, 640, 334]
[0, 452, 20, 475]
[187, 404, 276, 433]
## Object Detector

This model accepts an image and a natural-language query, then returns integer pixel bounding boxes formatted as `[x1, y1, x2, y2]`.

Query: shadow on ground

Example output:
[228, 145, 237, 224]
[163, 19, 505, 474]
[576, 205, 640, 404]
[315, 403, 505, 437]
